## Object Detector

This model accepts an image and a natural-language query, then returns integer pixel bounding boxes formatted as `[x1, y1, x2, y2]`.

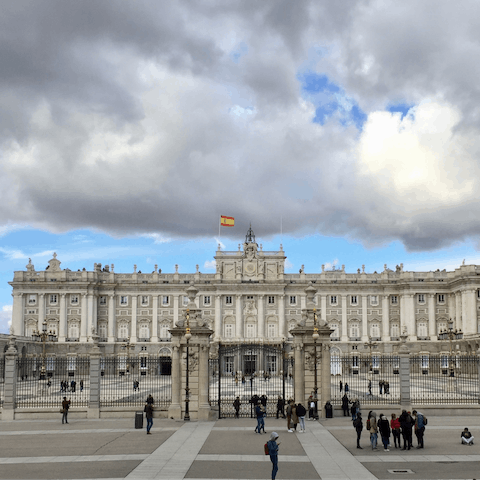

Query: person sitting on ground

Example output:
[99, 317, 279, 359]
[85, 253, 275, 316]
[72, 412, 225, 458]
[461, 427, 474, 445]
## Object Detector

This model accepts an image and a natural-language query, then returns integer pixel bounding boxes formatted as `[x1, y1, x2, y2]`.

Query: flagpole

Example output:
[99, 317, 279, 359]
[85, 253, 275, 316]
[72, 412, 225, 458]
[218, 216, 221, 244]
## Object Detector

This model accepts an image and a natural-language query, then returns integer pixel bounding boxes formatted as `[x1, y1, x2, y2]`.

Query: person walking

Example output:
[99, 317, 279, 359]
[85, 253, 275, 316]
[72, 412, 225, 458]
[286, 400, 293, 432]
[145, 402, 154, 434]
[276, 395, 285, 419]
[267, 432, 280, 480]
[339, 380, 343, 392]
[391, 413, 401, 448]
[233, 396, 241, 418]
[412, 410, 426, 449]
[342, 393, 350, 417]
[255, 401, 263, 433]
[61, 396, 71, 424]
[296, 402, 307, 433]
[351, 401, 358, 422]
[344, 383, 349, 393]
[308, 396, 315, 420]
[291, 403, 299, 432]
[399, 410, 414, 450]
[353, 412, 363, 449]
[369, 411, 378, 450]
[378, 414, 391, 451]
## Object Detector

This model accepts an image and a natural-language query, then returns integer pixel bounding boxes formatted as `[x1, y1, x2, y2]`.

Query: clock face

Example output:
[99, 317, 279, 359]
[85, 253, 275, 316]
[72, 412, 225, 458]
[245, 262, 256, 275]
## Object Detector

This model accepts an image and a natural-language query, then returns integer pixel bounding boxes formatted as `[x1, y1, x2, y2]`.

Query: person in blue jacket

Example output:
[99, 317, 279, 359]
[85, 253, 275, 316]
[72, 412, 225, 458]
[267, 432, 280, 480]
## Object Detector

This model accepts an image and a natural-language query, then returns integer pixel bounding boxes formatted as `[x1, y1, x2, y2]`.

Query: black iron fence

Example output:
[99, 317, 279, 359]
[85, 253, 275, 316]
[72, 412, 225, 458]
[15, 357, 90, 408]
[330, 354, 400, 406]
[410, 355, 479, 404]
[212, 343, 294, 418]
[0, 356, 4, 406]
[100, 357, 172, 407]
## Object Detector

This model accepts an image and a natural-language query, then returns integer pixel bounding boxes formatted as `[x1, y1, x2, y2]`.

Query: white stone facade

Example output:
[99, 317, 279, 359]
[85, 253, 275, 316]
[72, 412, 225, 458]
[9, 228, 480, 354]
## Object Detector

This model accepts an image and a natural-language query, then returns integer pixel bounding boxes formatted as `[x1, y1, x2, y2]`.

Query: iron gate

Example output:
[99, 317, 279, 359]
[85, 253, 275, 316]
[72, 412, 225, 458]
[209, 343, 294, 418]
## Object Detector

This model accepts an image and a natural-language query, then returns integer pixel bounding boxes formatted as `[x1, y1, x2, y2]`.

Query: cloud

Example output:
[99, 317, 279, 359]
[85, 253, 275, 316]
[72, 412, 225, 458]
[285, 259, 293, 271]
[204, 260, 216, 270]
[0, 247, 54, 261]
[1, 1, 480, 252]
[0, 305, 13, 334]
[324, 259, 339, 270]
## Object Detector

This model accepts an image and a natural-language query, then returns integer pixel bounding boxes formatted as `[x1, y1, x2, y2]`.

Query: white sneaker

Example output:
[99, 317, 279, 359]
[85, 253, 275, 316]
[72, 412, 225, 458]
[288, 429, 293, 433]
[384, 449, 390, 452]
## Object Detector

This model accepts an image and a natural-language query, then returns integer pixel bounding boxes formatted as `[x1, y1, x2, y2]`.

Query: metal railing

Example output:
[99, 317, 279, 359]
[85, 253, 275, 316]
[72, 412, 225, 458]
[410, 355, 479, 404]
[330, 355, 400, 406]
[15, 357, 90, 408]
[100, 357, 172, 407]
[0, 356, 5, 406]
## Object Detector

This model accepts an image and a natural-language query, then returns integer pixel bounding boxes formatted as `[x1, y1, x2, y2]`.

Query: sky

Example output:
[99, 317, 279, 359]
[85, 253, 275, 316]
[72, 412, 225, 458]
[2, 0, 480, 333]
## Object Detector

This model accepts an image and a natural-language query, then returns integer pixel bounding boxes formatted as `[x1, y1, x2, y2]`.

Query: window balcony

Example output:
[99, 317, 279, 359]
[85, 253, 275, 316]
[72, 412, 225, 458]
[138, 337, 150, 342]
[66, 338, 79, 342]
[349, 337, 361, 342]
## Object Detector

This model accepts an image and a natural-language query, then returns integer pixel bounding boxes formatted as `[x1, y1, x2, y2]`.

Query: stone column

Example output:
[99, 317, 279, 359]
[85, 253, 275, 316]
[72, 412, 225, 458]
[108, 294, 116, 342]
[399, 351, 411, 406]
[168, 345, 182, 419]
[93, 294, 98, 336]
[3, 337, 18, 420]
[428, 294, 436, 340]
[449, 293, 456, 325]
[320, 343, 332, 407]
[235, 294, 242, 338]
[197, 344, 210, 420]
[278, 294, 285, 338]
[341, 295, 348, 341]
[400, 294, 406, 336]
[466, 289, 477, 334]
[87, 293, 94, 339]
[59, 293, 67, 342]
[321, 295, 327, 325]
[130, 295, 137, 342]
[382, 295, 390, 341]
[257, 295, 265, 338]
[80, 294, 88, 342]
[38, 294, 45, 332]
[12, 293, 24, 336]
[404, 294, 415, 338]
[294, 344, 304, 404]
[173, 295, 179, 327]
[361, 295, 368, 341]
[88, 340, 101, 419]
[152, 295, 159, 342]
[214, 295, 222, 340]
[461, 290, 468, 334]
[455, 291, 462, 331]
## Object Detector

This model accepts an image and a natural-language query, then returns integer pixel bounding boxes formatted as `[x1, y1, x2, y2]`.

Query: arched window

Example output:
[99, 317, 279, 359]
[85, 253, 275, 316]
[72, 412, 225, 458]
[118, 323, 128, 339]
[98, 323, 107, 338]
[68, 323, 79, 339]
[350, 323, 360, 339]
[160, 324, 171, 340]
[417, 322, 428, 338]
[245, 324, 255, 338]
[139, 323, 150, 339]
[391, 324, 399, 338]
[267, 324, 277, 337]
[224, 324, 234, 337]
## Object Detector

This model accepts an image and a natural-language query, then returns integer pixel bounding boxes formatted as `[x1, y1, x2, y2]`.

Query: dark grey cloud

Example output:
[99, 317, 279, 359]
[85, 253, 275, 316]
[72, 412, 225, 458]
[2, 0, 480, 252]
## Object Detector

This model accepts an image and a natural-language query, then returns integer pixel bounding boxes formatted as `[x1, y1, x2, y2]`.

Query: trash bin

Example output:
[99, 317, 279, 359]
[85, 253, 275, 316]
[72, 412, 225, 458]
[135, 411, 144, 429]
[324, 401, 333, 418]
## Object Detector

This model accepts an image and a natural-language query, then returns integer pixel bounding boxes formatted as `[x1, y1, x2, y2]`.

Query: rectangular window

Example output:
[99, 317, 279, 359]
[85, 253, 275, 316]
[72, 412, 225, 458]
[99, 296, 106, 305]
[350, 324, 359, 338]
[120, 296, 128, 305]
[268, 296, 275, 304]
[267, 324, 277, 337]
[162, 296, 169, 306]
[391, 295, 398, 304]
[225, 296, 233, 305]
[141, 296, 149, 305]
[50, 294, 57, 304]
[224, 324, 234, 337]
[418, 294, 425, 303]
[370, 295, 378, 305]
[330, 295, 337, 305]
[246, 324, 255, 338]
[224, 356, 234, 374]
[204, 296, 211, 306]
[438, 294, 445, 303]
[71, 295, 79, 304]
[28, 294, 36, 304]
[330, 324, 339, 338]
[289, 295, 296, 305]
[267, 355, 277, 374]
[351, 295, 358, 305]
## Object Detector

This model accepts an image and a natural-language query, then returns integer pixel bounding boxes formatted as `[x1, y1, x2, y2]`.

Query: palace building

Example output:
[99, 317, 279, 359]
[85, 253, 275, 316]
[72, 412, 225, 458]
[9, 227, 480, 356]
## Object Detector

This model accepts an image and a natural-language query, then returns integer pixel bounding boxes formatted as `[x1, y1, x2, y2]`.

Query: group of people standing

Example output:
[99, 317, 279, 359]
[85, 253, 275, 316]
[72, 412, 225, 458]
[353, 409, 427, 451]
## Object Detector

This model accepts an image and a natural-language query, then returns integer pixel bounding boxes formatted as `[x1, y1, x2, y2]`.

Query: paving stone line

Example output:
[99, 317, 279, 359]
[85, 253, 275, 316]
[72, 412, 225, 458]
[297, 422, 377, 480]
[0, 454, 148, 464]
[0, 428, 177, 436]
[125, 422, 215, 479]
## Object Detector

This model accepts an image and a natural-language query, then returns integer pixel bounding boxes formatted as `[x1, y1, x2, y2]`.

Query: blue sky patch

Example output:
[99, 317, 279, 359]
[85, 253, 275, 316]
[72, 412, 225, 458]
[386, 102, 414, 119]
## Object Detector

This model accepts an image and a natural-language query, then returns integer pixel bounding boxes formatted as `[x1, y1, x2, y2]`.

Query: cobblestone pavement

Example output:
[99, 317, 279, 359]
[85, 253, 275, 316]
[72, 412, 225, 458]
[0, 415, 479, 479]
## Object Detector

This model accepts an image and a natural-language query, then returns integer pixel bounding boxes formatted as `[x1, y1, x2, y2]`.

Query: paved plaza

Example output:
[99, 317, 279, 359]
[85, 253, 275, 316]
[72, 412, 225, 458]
[0, 414, 479, 480]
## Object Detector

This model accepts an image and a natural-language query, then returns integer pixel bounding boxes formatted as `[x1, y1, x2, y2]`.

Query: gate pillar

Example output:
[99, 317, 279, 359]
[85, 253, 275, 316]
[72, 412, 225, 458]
[2, 336, 18, 421]
[290, 284, 333, 417]
[168, 284, 213, 420]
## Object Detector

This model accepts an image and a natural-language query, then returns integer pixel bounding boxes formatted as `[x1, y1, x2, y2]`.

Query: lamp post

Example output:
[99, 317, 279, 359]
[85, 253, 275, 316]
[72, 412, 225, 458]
[184, 308, 191, 421]
[32, 319, 57, 380]
[121, 338, 135, 374]
[364, 337, 378, 373]
[438, 318, 463, 377]
[312, 308, 319, 419]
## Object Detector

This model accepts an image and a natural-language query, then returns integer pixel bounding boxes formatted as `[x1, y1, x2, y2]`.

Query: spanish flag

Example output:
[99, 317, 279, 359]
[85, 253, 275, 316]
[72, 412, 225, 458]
[220, 215, 234, 227]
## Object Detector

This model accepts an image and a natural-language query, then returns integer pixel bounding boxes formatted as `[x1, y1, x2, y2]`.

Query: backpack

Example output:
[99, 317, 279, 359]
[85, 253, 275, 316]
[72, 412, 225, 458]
[264, 443, 269, 455]
[423, 416, 428, 426]
[366, 418, 371, 430]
